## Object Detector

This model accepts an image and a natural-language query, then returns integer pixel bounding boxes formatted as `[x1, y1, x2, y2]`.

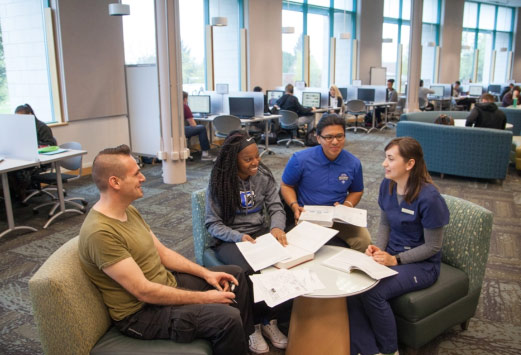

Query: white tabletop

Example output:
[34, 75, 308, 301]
[38, 149, 87, 164]
[263, 245, 378, 299]
[0, 158, 40, 174]
[453, 119, 513, 130]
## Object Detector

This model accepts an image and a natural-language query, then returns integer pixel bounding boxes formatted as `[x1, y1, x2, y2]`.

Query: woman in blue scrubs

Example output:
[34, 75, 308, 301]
[348, 137, 450, 355]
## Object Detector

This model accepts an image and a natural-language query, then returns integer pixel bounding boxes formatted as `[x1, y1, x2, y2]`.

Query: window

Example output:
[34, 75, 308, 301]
[0, 0, 58, 123]
[122, 0, 156, 65]
[333, 11, 354, 86]
[308, 12, 329, 88]
[420, 0, 440, 83]
[460, 1, 514, 83]
[282, 9, 304, 85]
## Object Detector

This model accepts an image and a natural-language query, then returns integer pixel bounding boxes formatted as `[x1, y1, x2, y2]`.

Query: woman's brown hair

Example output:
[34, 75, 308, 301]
[385, 137, 435, 203]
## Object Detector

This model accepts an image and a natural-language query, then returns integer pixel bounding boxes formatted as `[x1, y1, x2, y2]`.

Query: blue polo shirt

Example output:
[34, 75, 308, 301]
[378, 179, 450, 266]
[282, 145, 364, 206]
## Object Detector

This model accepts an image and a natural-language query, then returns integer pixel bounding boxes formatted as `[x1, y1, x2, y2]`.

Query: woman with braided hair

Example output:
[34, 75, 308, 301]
[205, 130, 289, 354]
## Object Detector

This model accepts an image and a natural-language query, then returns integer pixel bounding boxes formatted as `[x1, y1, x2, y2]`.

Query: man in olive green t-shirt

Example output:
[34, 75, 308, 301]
[78, 145, 254, 355]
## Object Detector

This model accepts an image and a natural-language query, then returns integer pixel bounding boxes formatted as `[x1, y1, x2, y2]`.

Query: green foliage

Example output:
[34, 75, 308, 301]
[0, 29, 10, 109]
[181, 40, 204, 85]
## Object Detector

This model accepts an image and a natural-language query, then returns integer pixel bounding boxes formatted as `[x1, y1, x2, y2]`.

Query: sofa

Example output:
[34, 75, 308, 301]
[499, 107, 521, 135]
[29, 237, 212, 355]
[400, 110, 470, 123]
[512, 136, 521, 171]
[396, 120, 512, 180]
[391, 195, 492, 348]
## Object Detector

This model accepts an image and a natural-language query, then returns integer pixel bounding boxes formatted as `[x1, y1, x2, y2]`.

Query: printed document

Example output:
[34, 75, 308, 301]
[322, 248, 398, 280]
[299, 204, 367, 228]
[236, 234, 289, 272]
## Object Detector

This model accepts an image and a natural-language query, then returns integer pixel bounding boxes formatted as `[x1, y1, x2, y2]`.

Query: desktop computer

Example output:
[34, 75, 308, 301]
[302, 92, 321, 108]
[488, 84, 501, 95]
[266, 90, 284, 106]
[357, 88, 375, 103]
[468, 85, 483, 97]
[229, 97, 255, 118]
[188, 95, 211, 117]
[429, 85, 444, 97]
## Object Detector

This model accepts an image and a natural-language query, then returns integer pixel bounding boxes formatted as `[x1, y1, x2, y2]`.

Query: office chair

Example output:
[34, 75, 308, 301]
[345, 100, 368, 133]
[32, 142, 87, 216]
[419, 97, 428, 111]
[212, 115, 242, 139]
[276, 110, 305, 147]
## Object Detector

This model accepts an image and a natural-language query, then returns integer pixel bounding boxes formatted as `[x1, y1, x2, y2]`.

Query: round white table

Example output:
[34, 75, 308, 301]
[453, 118, 513, 130]
[265, 246, 378, 355]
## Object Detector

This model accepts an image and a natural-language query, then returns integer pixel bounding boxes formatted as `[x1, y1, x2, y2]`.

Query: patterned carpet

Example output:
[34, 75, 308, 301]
[0, 128, 520, 354]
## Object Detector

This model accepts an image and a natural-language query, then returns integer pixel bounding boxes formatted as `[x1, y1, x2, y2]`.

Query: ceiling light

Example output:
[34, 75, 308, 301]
[108, 3, 130, 16]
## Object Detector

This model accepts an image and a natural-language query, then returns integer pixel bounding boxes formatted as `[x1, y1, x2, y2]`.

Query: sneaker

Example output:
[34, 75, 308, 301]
[249, 324, 269, 354]
[200, 153, 214, 161]
[261, 319, 288, 349]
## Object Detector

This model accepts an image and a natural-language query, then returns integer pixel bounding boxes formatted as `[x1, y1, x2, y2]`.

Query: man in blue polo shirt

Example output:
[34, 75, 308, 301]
[280, 113, 371, 252]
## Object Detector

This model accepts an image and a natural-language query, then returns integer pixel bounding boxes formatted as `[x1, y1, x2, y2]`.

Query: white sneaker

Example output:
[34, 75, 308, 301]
[261, 319, 288, 349]
[249, 324, 269, 354]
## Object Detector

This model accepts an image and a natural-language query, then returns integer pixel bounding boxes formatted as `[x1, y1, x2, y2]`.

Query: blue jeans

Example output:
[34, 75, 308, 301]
[348, 261, 439, 355]
[185, 125, 210, 151]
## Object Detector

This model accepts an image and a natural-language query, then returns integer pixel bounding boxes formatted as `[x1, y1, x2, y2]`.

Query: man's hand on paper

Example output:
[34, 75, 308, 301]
[292, 205, 304, 224]
[271, 227, 288, 246]
[241, 234, 256, 243]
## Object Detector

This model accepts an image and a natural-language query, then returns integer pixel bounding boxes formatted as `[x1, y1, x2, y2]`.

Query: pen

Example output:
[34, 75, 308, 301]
[218, 283, 238, 304]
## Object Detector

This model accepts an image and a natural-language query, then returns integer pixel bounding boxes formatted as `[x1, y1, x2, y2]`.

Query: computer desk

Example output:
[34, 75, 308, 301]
[0, 158, 40, 238]
[364, 101, 396, 133]
[196, 114, 282, 157]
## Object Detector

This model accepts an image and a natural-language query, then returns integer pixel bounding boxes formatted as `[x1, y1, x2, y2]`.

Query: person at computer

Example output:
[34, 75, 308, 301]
[452, 81, 475, 111]
[253, 86, 271, 114]
[78, 144, 254, 355]
[452, 80, 462, 97]
[183, 91, 213, 161]
[348, 137, 450, 355]
[502, 85, 520, 107]
[8, 104, 57, 201]
[205, 130, 289, 353]
[328, 85, 344, 113]
[373, 79, 398, 127]
[418, 80, 434, 111]
[280, 113, 371, 252]
[500, 83, 514, 101]
[275, 83, 316, 131]
[466, 93, 507, 130]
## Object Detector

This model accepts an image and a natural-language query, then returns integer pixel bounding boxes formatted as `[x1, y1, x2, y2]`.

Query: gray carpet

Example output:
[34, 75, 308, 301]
[1, 128, 520, 354]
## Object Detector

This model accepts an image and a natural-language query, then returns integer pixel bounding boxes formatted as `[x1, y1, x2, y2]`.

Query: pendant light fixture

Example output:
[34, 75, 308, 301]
[282, 0, 295, 34]
[211, 0, 228, 27]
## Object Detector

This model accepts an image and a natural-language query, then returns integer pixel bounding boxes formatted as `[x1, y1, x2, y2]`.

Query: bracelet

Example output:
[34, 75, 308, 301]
[289, 201, 299, 208]
[344, 200, 353, 207]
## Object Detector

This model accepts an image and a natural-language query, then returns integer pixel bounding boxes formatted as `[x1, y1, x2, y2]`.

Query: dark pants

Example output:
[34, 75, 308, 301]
[213, 232, 292, 325]
[185, 125, 210, 151]
[114, 265, 253, 355]
[348, 261, 439, 355]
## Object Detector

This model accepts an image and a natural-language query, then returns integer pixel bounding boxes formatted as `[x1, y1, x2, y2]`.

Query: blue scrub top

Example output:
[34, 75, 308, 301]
[282, 145, 364, 206]
[378, 179, 450, 265]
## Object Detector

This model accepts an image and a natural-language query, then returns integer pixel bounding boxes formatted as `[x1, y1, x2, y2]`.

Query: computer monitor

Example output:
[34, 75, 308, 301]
[266, 90, 284, 106]
[357, 88, 375, 102]
[229, 97, 255, 118]
[468, 85, 483, 97]
[430, 85, 444, 97]
[339, 87, 348, 101]
[302, 92, 321, 108]
[488, 84, 501, 94]
[187, 95, 211, 116]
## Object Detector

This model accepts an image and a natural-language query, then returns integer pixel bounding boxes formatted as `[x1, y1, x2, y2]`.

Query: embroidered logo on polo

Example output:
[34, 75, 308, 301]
[338, 173, 349, 184]
[240, 190, 255, 208]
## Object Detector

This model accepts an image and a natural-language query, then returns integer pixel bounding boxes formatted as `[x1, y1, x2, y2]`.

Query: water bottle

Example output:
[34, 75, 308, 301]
[514, 98, 518, 108]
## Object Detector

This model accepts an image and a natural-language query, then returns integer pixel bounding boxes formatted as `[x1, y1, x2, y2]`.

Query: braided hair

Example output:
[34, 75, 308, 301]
[209, 130, 275, 226]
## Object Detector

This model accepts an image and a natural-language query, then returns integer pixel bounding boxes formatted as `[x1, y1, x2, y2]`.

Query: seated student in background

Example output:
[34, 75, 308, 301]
[374, 79, 398, 126]
[280, 113, 371, 252]
[275, 83, 316, 131]
[348, 137, 449, 355]
[183, 91, 213, 161]
[9, 104, 57, 200]
[79, 145, 254, 355]
[502, 85, 520, 107]
[466, 93, 507, 130]
[452, 80, 462, 97]
[253, 86, 270, 114]
[452, 82, 474, 111]
[328, 85, 344, 112]
[205, 130, 289, 353]
[500, 83, 514, 101]
[418, 79, 435, 111]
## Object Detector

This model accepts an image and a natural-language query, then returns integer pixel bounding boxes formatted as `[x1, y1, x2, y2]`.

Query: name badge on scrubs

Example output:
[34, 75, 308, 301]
[401, 208, 414, 215]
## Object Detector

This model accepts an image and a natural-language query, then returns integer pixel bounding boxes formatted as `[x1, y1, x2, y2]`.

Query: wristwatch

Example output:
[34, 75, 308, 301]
[395, 254, 402, 265]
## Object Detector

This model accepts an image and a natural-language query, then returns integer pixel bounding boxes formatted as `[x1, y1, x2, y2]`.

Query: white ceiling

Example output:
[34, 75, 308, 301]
[474, 0, 521, 7]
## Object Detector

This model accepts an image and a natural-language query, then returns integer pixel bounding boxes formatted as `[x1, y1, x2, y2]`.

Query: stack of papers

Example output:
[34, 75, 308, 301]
[299, 204, 368, 228]
[250, 268, 325, 307]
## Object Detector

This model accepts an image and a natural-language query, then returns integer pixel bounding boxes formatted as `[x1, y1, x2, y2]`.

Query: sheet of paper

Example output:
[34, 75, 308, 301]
[333, 204, 368, 227]
[299, 206, 334, 224]
[236, 234, 289, 272]
[322, 248, 398, 280]
[286, 221, 338, 253]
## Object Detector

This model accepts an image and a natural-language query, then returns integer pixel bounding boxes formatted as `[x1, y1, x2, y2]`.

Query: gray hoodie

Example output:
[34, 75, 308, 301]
[205, 168, 286, 243]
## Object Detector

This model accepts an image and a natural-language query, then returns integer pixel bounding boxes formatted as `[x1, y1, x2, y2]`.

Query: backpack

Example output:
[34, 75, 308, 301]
[305, 128, 319, 146]
[434, 114, 454, 126]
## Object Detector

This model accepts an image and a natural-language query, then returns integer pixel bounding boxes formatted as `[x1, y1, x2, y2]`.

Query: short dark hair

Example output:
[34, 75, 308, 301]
[15, 103, 35, 115]
[285, 84, 294, 94]
[316, 113, 346, 136]
[455, 81, 461, 85]
[183, 91, 188, 100]
[481, 93, 495, 102]
[253, 86, 262, 92]
[387, 79, 394, 84]
[419, 80, 424, 87]
[513, 85, 521, 93]
[92, 144, 132, 192]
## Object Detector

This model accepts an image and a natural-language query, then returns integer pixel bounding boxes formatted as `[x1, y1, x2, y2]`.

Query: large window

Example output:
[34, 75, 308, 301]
[420, 0, 440, 84]
[0, 0, 57, 123]
[459, 1, 514, 84]
[282, 1, 355, 87]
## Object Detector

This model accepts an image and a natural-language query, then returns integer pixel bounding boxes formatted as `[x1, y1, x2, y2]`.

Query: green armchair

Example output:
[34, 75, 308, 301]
[29, 237, 212, 355]
[390, 195, 493, 348]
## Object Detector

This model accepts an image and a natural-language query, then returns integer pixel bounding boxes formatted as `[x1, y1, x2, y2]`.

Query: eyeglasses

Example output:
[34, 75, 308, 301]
[319, 134, 345, 142]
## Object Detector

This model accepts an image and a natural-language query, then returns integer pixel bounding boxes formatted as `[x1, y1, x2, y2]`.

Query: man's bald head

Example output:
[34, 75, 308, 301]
[92, 144, 132, 192]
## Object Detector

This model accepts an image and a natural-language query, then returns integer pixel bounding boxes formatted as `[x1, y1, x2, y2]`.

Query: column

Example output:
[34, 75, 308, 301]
[405, 0, 423, 112]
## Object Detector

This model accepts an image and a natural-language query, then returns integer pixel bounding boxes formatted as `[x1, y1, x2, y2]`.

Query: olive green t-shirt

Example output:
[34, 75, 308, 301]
[78, 205, 177, 321]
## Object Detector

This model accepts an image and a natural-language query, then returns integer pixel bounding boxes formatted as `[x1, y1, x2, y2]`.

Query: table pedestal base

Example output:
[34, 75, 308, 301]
[286, 296, 350, 355]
